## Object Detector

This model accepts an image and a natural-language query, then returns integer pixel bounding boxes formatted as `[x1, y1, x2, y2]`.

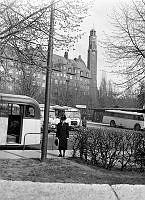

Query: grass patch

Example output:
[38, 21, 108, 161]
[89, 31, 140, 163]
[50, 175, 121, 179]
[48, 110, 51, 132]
[0, 157, 145, 185]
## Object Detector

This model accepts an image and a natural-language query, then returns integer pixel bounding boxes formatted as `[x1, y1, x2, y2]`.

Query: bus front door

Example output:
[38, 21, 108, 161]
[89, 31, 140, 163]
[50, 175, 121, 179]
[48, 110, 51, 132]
[7, 115, 22, 144]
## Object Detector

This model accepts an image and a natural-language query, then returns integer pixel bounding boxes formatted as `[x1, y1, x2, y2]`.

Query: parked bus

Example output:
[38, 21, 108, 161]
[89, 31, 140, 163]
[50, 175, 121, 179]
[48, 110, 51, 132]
[91, 107, 145, 123]
[0, 93, 41, 145]
[102, 109, 145, 131]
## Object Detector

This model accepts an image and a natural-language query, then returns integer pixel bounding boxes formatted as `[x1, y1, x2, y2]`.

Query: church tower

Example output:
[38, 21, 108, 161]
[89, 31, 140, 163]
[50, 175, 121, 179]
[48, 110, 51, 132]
[87, 29, 98, 107]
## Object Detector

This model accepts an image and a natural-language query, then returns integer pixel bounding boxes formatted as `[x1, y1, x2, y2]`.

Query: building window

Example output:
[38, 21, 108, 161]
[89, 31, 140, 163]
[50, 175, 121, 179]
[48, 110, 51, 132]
[80, 71, 83, 76]
[59, 65, 62, 70]
[68, 68, 72, 73]
[9, 69, 13, 74]
[42, 82, 45, 87]
[74, 68, 77, 74]
[55, 80, 58, 84]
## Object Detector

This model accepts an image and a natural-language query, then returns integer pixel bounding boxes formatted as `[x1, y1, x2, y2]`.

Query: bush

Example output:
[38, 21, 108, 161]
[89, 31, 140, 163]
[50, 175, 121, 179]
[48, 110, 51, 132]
[71, 127, 145, 171]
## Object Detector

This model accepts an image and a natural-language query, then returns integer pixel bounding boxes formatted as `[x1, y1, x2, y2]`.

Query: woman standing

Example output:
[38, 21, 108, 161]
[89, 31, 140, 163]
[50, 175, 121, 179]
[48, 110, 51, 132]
[56, 115, 69, 157]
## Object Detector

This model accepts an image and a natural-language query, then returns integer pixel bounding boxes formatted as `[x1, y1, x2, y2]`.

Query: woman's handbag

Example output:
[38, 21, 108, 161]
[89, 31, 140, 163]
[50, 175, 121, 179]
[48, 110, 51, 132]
[54, 138, 58, 146]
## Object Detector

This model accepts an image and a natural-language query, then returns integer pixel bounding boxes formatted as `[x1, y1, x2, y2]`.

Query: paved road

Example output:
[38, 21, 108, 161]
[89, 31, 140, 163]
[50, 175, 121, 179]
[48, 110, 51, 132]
[87, 121, 108, 128]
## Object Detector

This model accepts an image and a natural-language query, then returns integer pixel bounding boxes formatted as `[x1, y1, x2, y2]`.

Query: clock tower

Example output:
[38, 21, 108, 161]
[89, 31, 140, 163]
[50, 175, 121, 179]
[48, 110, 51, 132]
[87, 29, 98, 107]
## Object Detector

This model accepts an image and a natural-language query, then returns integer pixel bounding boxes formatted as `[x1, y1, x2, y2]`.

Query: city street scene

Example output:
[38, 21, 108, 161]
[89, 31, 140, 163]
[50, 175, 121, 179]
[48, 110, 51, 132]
[0, 0, 145, 199]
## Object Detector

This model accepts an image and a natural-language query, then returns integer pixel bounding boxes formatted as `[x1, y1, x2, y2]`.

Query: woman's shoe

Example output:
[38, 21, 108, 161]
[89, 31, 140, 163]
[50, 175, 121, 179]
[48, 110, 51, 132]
[58, 154, 62, 157]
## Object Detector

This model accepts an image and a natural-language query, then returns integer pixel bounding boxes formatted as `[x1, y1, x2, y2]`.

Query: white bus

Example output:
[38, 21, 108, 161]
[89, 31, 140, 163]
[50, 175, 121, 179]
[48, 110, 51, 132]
[0, 93, 41, 146]
[102, 110, 145, 131]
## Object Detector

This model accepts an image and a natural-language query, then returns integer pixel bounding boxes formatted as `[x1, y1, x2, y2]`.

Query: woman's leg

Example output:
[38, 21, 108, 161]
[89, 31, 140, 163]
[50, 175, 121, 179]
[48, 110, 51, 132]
[58, 149, 62, 157]
[63, 150, 65, 157]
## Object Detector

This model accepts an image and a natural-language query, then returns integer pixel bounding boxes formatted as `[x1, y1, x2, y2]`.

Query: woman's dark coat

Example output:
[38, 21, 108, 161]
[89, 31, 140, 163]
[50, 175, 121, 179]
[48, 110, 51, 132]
[56, 122, 69, 150]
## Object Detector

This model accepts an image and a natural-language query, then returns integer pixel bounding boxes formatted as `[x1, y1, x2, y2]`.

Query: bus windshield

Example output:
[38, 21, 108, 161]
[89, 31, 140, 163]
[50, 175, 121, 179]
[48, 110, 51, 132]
[65, 111, 81, 118]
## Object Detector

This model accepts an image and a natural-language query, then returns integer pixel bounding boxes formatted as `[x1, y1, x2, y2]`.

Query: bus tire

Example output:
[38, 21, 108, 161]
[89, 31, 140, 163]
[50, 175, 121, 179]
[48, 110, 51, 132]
[134, 124, 141, 131]
[110, 120, 116, 127]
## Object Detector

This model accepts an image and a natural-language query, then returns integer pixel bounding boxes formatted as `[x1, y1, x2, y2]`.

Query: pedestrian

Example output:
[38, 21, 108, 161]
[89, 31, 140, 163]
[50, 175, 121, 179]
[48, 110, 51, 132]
[82, 116, 87, 128]
[56, 115, 69, 157]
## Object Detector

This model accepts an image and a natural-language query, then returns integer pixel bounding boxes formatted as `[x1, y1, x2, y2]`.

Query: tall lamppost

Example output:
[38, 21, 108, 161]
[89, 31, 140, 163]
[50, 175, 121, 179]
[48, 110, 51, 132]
[65, 78, 70, 106]
[41, 1, 54, 161]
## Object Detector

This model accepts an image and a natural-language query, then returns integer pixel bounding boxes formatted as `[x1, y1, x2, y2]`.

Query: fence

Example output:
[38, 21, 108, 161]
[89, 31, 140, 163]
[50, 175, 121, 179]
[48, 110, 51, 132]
[23, 132, 74, 150]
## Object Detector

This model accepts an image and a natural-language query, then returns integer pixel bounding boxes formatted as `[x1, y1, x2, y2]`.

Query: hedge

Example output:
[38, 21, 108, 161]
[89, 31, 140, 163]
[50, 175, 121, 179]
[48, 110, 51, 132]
[71, 127, 145, 171]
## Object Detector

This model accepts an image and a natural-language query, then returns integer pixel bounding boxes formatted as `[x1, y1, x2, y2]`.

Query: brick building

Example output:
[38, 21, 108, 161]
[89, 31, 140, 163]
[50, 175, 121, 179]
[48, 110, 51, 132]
[38, 29, 98, 107]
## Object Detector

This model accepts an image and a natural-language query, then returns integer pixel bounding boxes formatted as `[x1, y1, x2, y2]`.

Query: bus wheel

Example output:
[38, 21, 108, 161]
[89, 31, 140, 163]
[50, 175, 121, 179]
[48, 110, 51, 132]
[134, 124, 141, 131]
[110, 120, 116, 127]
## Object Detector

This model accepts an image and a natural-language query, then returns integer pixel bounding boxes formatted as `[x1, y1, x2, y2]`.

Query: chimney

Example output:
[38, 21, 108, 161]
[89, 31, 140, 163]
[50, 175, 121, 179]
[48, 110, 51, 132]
[64, 52, 68, 59]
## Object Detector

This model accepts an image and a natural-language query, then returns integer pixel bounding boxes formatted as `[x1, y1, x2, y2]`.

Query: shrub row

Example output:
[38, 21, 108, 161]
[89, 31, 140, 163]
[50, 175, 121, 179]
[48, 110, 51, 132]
[71, 127, 145, 171]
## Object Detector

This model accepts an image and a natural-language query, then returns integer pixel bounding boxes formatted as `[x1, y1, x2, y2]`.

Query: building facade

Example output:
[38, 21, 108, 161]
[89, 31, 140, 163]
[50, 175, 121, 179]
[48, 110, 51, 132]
[37, 29, 98, 107]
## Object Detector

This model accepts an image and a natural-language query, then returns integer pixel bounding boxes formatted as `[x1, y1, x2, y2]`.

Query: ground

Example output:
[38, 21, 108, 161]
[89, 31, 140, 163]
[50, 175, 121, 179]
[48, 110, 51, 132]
[0, 157, 145, 185]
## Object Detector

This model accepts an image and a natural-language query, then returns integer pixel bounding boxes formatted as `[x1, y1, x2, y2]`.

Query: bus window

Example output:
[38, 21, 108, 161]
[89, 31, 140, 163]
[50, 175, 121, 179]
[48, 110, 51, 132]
[138, 115, 144, 121]
[0, 103, 8, 116]
[25, 106, 35, 118]
[12, 104, 21, 115]
[65, 111, 80, 118]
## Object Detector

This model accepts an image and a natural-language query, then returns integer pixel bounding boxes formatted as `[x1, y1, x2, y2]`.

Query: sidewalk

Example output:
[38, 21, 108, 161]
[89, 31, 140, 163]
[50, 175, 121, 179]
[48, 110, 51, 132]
[0, 180, 145, 200]
[0, 149, 73, 159]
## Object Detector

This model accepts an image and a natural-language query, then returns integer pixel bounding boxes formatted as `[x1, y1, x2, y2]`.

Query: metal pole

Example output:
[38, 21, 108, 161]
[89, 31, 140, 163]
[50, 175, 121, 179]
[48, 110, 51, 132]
[41, 1, 54, 161]
[66, 79, 70, 106]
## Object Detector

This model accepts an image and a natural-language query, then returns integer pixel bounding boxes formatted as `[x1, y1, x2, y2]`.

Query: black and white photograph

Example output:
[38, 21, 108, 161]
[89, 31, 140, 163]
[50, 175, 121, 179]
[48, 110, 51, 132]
[0, 0, 145, 199]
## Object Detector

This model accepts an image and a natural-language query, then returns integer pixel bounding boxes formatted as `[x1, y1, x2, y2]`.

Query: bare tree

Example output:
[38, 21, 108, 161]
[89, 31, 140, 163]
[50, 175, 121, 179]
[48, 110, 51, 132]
[0, 0, 91, 65]
[98, 77, 119, 108]
[0, 0, 92, 96]
[103, 0, 145, 91]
